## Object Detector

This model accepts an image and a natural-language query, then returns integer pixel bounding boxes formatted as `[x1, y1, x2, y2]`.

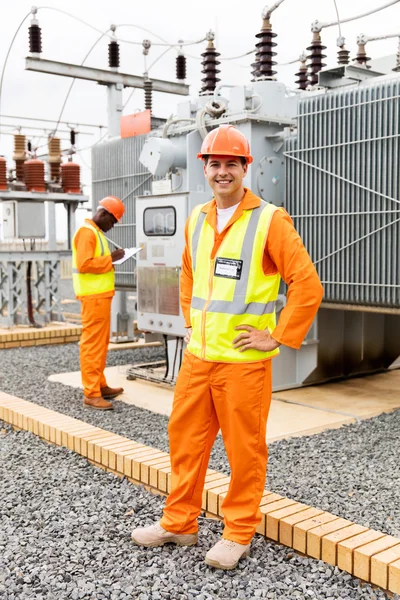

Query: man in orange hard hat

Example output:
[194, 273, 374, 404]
[72, 196, 126, 410]
[131, 125, 324, 568]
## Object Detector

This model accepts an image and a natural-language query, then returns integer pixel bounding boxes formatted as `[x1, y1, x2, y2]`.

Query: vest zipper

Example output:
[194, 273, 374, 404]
[201, 258, 215, 360]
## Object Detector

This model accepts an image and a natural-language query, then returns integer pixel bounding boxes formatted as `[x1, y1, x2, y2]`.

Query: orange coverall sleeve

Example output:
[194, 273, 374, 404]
[267, 209, 324, 349]
[75, 228, 113, 274]
[180, 218, 193, 328]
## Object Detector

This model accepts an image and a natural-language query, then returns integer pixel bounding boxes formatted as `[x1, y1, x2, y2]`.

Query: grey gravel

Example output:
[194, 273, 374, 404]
[0, 421, 396, 600]
[1, 343, 400, 540]
[1, 328, 400, 598]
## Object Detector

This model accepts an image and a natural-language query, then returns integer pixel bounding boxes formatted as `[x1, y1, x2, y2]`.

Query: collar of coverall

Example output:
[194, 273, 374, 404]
[84, 218, 103, 233]
[200, 188, 261, 214]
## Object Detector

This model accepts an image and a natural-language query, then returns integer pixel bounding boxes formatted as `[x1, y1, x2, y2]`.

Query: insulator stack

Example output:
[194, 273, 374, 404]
[353, 43, 371, 68]
[144, 79, 153, 112]
[251, 55, 261, 80]
[108, 40, 120, 69]
[252, 17, 277, 81]
[307, 32, 327, 87]
[295, 60, 308, 90]
[176, 54, 187, 80]
[61, 162, 81, 193]
[13, 134, 26, 181]
[24, 159, 46, 192]
[200, 40, 220, 94]
[70, 129, 76, 146]
[338, 47, 350, 65]
[0, 157, 7, 191]
[29, 23, 42, 54]
[48, 137, 62, 183]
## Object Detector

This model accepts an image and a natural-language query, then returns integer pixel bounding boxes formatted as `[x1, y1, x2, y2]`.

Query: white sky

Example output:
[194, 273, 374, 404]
[0, 0, 399, 198]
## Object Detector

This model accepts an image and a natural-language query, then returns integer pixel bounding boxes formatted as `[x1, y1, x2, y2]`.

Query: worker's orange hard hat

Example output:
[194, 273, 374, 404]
[99, 196, 125, 222]
[197, 124, 253, 164]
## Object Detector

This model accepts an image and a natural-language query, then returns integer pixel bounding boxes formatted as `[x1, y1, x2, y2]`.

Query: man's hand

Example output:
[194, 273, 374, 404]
[184, 327, 192, 344]
[233, 325, 281, 353]
[111, 249, 125, 262]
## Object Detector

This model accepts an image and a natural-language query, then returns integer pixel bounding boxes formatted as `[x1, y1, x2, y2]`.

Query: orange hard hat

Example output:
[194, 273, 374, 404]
[197, 124, 253, 164]
[99, 196, 125, 222]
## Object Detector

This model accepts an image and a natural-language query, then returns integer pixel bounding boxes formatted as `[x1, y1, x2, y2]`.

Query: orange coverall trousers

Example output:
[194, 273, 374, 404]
[160, 351, 272, 544]
[80, 296, 112, 398]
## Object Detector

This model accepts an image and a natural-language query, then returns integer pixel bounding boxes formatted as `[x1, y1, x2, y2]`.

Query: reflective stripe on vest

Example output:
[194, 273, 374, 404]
[72, 223, 114, 297]
[187, 200, 281, 363]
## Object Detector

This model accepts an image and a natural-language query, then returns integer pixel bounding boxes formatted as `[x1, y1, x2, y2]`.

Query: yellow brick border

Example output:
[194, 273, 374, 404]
[0, 391, 399, 596]
[0, 325, 82, 348]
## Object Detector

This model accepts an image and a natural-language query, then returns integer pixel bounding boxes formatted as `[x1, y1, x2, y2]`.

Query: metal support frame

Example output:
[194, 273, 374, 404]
[0, 253, 65, 327]
[25, 57, 190, 96]
[24, 54, 190, 343]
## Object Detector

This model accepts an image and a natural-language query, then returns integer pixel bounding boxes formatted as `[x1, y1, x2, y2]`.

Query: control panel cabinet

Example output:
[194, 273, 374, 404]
[136, 191, 210, 337]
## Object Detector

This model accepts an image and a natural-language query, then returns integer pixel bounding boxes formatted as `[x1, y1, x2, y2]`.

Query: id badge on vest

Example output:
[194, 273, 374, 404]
[214, 257, 243, 280]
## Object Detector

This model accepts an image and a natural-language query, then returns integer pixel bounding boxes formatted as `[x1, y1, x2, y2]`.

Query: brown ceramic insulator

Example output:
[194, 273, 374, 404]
[337, 47, 350, 65]
[252, 18, 277, 81]
[295, 61, 308, 90]
[251, 54, 261, 80]
[200, 40, 220, 94]
[24, 159, 46, 192]
[13, 134, 26, 161]
[48, 137, 61, 182]
[29, 23, 42, 54]
[61, 162, 81, 193]
[307, 32, 327, 86]
[50, 163, 61, 182]
[16, 160, 25, 182]
[176, 54, 187, 80]
[0, 157, 7, 190]
[144, 79, 153, 113]
[353, 43, 371, 68]
[108, 40, 120, 68]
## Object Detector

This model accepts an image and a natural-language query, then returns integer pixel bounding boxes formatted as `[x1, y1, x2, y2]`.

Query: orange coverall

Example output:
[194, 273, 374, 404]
[74, 219, 114, 399]
[160, 190, 324, 544]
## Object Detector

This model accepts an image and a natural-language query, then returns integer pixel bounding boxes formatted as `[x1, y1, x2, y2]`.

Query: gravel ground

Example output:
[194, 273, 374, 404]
[0, 421, 394, 600]
[1, 343, 400, 540]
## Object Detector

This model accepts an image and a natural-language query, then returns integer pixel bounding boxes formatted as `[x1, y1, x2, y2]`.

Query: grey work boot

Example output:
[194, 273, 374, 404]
[131, 522, 198, 548]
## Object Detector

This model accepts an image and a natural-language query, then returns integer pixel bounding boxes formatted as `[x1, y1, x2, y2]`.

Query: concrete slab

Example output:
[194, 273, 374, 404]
[52, 365, 400, 442]
[273, 370, 400, 420]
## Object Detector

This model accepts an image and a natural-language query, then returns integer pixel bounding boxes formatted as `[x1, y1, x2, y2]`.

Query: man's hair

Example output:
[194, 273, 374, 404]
[203, 155, 247, 167]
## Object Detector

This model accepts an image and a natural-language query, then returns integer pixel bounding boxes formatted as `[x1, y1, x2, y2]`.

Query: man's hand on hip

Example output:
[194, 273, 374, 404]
[233, 325, 281, 353]
[184, 327, 192, 344]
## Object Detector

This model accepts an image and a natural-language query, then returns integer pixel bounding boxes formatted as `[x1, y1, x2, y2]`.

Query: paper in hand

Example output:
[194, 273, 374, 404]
[112, 247, 142, 265]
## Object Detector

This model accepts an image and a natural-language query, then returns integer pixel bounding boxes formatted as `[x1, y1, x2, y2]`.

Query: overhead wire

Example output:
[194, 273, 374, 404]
[50, 28, 111, 137]
[332, 0, 342, 38]
[0, 11, 32, 139]
[318, 0, 400, 29]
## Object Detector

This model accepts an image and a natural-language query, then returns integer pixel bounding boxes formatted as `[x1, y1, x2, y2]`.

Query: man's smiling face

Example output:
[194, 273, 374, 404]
[203, 155, 248, 198]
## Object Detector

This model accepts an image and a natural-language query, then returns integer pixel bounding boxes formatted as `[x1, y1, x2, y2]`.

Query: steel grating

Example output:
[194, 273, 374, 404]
[285, 77, 400, 307]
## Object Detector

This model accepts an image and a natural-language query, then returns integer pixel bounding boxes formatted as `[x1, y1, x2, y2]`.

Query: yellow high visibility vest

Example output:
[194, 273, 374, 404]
[72, 222, 114, 297]
[187, 199, 281, 363]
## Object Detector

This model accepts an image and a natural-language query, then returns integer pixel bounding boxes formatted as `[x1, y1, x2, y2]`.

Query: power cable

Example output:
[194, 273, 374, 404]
[50, 29, 111, 137]
[0, 11, 32, 139]
[315, 0, 400, 30]
[332, 0, 342, 38]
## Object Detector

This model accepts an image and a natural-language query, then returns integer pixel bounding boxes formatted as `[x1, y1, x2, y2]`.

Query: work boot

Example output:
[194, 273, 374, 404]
[101, 386, 124, 399]
[83, 396, 113, 410]
[205, 539, 251, 570]
[131, 522, 198, 548]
